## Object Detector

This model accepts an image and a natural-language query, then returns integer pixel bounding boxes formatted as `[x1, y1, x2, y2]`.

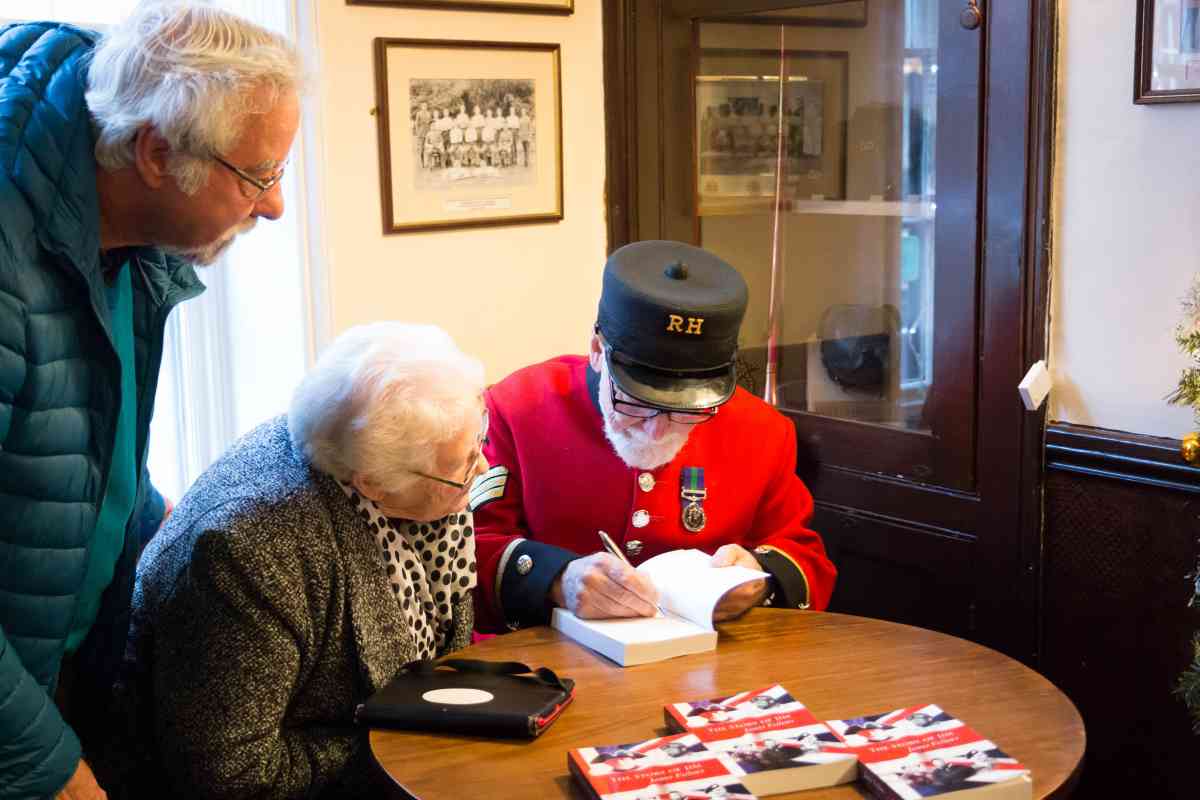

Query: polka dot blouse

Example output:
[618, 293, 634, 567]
[338, 482, 477, 659]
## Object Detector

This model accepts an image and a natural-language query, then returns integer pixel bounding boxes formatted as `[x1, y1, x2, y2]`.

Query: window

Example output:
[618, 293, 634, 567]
[2, 1, 325, 501]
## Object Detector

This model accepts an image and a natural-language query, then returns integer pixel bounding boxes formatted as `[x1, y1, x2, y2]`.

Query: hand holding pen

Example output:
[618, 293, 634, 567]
[547, 530, 660, 619]
[597, 530, 671, 618]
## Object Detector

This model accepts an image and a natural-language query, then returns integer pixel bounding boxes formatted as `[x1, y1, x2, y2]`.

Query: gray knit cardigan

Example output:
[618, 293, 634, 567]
[110, 416, 472, 800]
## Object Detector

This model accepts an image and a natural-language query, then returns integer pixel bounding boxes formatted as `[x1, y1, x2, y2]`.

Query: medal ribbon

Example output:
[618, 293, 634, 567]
[680, 467, 707, 532]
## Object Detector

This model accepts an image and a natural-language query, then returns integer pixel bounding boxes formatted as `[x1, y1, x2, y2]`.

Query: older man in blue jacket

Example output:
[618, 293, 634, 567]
[0, 4, 302, 798]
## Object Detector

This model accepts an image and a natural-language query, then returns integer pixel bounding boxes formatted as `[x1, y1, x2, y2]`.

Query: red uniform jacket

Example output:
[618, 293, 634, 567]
[471, 356, 836, 632]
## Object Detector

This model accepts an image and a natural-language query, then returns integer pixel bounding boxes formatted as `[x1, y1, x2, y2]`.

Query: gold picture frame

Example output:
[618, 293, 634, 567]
[373, 38, 564, 234]
[349, 0, 572, 14]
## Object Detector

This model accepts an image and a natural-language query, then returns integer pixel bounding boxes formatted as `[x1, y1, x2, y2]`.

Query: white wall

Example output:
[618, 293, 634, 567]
[1052, 0, 1198, 438]
[307, 1, 1200, 439]
[310, 0, 607, 381]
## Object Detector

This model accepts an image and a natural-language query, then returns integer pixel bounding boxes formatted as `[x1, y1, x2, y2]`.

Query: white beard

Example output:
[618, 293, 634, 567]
[602, 412, 690, 470]
[168, 217, 257, 266]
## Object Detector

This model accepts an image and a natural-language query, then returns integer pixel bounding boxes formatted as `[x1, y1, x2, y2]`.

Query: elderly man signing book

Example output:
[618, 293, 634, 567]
[470, 240, 837, 643]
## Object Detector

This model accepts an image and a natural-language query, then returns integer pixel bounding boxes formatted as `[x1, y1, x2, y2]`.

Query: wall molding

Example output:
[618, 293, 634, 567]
[1046, 423, 1200, 495]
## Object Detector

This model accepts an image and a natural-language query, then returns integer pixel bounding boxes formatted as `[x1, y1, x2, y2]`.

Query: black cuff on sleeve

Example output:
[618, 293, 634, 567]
[500, 540, 580, 629]
[752, 548, 810, 609]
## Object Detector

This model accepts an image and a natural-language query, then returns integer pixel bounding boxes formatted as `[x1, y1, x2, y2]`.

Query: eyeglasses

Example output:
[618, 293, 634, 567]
[406, 409, 490, 490]
[609, 377, 718, 425]
[212, 154, 288, 200]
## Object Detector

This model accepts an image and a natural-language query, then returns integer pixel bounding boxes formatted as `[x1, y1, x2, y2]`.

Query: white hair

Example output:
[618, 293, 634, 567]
[288, 322, 486, 494]
[85, 0, 302, 194]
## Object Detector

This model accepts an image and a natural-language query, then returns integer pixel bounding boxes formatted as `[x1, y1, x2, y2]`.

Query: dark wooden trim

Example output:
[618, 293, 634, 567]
[689, 20, 700, 244]
[926, 2, 982, 493]
[373, 38, 396, 237]
[1133, 0, 1200, 104]
[670, 0, 859, 16]
[971, 0, 1048, 663]
[1047, 422, 1200, 495]
[807, 464, 983, 536]
[789, 410, 940, 485]
[348, 0, 573, 14]
[1023, 0, 1059, 669]
[656, 1, 667, 239]
[695, 0, 869, 28]
[806, 465, 984, 534]
[603, 0, 637, 251]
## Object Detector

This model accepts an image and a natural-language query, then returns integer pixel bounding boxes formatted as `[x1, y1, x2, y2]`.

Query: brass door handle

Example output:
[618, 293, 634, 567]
[1184, 432, 1200, 465]
[961, 0, 983, 30]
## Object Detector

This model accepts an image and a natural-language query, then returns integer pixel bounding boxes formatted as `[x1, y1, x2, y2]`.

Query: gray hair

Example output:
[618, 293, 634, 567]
[85, 1, 302, 194]
[289, 322, 486, 494]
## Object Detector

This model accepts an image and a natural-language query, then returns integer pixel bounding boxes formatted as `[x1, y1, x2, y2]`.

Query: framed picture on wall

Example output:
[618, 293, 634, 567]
[373, 38, 564, 233]
[348, 0, 572, 14]
[1135, 0, 1200, 103]
[694, 48, 849, 216]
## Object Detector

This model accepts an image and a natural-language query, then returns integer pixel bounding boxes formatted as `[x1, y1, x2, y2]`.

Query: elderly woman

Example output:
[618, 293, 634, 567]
[114, 322, 488, 799]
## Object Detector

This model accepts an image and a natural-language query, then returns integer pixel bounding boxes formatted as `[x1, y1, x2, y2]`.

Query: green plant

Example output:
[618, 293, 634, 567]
[1170, 275, 1200, 730]
[1168, 277, 1200, 422]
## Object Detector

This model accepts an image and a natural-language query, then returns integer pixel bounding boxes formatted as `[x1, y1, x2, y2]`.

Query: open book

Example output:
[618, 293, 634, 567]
[550, 548, 768, 666]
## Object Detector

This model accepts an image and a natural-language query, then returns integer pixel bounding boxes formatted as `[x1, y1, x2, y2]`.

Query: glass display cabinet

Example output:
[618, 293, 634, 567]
[604, 0, 1055, 661]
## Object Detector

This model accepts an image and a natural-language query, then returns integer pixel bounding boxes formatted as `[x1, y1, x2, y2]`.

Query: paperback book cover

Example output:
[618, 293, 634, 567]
[825, 704, 1032, 800]
[662, 686, 857, 793]
[568, 733, 756, 800]
[664, 685, 818, 737]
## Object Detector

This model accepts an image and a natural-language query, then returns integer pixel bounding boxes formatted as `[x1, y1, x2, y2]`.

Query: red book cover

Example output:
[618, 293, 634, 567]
[662, 686, 856, 794]
[567, 733, 757, 800]
[824, 704, 1031, 800]
[663, 685, 818, 739]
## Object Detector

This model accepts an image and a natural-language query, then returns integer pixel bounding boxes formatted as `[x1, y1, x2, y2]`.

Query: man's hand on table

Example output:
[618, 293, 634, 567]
[550, 553, 659, 619]
[711, 544, 770, 622]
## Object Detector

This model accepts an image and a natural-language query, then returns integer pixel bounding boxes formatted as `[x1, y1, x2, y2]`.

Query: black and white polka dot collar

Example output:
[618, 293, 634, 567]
[336, 481, 477, 659]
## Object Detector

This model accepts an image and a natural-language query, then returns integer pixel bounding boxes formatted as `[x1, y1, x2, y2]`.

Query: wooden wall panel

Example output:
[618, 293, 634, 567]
[1042, 428, 1200, 797]
[817, 506, 974, 639]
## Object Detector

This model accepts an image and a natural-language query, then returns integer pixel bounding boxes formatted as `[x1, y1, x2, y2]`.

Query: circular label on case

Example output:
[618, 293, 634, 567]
[421, 688, 494, 705]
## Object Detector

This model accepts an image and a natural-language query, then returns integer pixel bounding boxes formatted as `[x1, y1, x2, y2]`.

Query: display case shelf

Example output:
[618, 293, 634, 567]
[698, 197, 935, 219]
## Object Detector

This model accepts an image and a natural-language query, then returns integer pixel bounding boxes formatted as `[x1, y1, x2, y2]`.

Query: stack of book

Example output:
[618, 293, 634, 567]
[568, 685, 1031, 800]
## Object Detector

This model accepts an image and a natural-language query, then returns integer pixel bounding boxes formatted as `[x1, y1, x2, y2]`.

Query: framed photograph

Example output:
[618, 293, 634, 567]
[693, 48, 849, 215]
[1136, 0, 1200, 103]
[348, 0, 572, 14]
[373, 38, 563, 233]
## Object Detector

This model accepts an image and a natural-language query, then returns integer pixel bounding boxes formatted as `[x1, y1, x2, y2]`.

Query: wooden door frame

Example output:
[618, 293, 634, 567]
[975, 0, 1056, 664]
[602, 0, 1058, 665]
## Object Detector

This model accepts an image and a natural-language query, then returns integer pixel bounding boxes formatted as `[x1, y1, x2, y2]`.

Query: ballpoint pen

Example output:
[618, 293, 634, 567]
[597, 529, 633, 567]
[597, 529, 669, 617]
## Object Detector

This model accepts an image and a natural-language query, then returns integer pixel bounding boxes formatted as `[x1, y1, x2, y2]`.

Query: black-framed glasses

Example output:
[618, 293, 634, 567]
[212, 154, 288, 200]
[406, 409, 490, 490]
[609, 376, 718, 425]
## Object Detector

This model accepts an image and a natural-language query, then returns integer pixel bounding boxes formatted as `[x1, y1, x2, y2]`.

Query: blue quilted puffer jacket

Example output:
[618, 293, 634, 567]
[0, 23, 203, 798]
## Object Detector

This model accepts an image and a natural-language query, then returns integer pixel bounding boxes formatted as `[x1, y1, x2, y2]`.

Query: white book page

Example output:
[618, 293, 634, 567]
[574, 614, 711, 644]
[637, 549, 769, 631]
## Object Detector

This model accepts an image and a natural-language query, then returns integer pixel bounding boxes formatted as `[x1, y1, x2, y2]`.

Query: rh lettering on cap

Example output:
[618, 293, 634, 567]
[666, 314, 705, 335]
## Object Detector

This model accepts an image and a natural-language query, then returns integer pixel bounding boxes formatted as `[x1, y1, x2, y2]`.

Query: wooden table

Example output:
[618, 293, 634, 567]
[370, 610, 1085, 799]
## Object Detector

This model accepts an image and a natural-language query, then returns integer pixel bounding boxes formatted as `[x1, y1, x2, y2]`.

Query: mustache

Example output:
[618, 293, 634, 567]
[172, 218, 259, 266]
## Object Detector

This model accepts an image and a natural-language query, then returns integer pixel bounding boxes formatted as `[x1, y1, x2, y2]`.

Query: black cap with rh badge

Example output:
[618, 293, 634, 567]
[596, 240, 749, 411]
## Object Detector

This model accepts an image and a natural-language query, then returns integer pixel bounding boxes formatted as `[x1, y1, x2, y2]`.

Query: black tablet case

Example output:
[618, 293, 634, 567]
[355, 658, 575, 738]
